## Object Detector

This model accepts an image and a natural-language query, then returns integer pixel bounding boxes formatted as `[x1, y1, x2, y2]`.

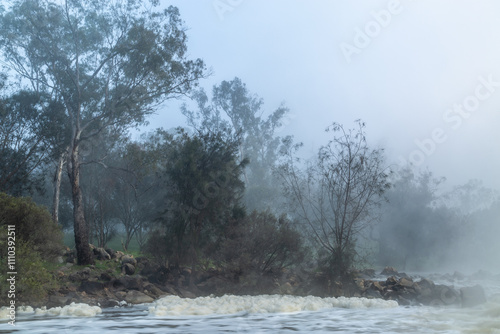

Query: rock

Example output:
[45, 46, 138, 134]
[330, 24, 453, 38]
[121, 255, 137, 266]
[416, 278, 435, 289]
[100, 299, 120, 308]
[113, 276, 143, 291]
[115, 251, 125, 261]
[381, 267, 399, 276]
[115, 291, 127, 300]
[69, 267, 91, 282]
[47, 295, 70, 308]
[122, 263, 136, 275]
[436, 285, 460, 305]
[399, 277, 414, 288]
[106, 248, 116, 259]
[385, 276, 398, 286]
[80, 281, 105, 295]
[143, 283, 165, 298]
[354, 278, 365, 291]
[460, 285, 487, 307]
[148, 266, 171, 285]
[372, 281, 384, 291]
[125, 290, 154, 304]
[177, 287, 197, 298]
[94, 247, 111, 261]
[364, 288, 383, 299]
[100, 272, 114, 281]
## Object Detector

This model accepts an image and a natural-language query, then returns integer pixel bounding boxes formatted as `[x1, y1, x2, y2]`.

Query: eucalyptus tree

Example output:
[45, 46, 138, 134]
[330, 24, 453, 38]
[0, 0, 206, 264]
[182, 77, 288, 211]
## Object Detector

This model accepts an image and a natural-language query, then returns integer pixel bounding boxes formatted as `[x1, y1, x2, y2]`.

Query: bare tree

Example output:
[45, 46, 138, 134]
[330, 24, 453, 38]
[277, 120, 390, 278]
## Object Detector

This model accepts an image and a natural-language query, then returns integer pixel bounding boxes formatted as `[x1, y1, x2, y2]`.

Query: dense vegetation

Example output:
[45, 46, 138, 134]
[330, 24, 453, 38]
[0, 0, 499, 305]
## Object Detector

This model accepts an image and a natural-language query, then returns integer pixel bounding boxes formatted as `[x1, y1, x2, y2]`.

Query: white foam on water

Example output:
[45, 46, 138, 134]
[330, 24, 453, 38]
[34, 302, 102, 317]
[0, 302, 102, 319]
[149, 294, 399, 316]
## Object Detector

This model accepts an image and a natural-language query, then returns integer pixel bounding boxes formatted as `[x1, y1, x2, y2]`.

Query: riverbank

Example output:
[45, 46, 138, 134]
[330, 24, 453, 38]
[7, 246, 490, 310]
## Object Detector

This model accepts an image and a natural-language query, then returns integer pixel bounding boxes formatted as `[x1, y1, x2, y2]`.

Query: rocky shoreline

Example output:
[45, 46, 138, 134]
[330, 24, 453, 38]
[31, 246, 488, 310]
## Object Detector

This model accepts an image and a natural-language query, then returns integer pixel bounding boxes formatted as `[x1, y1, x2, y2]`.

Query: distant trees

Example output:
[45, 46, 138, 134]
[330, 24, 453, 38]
[0, 0, 206, 264]
[278, 120, 390, 279]
[375, 168, 454, 270]
[182, 77, 289, 211]
[376, 171, 500, 271]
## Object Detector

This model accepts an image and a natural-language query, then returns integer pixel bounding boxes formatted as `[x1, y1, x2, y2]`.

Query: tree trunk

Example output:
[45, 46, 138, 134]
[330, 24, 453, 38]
[52, 151, 66, 224]
[69, 135, 94, 265]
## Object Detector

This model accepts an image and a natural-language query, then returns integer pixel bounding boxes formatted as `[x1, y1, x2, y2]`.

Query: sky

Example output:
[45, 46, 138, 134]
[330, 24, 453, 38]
[141, 0, 500, 190]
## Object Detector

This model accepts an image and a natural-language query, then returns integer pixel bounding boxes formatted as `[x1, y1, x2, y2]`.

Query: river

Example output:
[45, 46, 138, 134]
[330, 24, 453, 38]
[2, 273, 500, 333]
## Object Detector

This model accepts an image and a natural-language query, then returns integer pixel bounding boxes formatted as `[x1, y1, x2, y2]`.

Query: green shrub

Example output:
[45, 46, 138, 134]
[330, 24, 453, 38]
[0, 239, 57, 303]
[216, 211, 306, 275]
[0, 192, 63, 260]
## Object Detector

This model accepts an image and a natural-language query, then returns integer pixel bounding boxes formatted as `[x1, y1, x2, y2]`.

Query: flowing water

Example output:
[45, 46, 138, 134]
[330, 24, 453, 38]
[2, 274, 500, 333]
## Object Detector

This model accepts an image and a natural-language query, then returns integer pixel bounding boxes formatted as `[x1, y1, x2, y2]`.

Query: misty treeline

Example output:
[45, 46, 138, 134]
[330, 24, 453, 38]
[0, 0, 498, 280]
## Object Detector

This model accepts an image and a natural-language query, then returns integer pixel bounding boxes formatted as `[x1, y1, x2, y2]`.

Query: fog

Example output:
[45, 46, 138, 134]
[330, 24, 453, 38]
[145, 0, 500, 189]
[137, 0, 500, 273]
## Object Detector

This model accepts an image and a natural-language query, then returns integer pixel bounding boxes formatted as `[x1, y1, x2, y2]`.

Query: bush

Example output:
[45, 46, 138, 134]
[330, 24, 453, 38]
[216, 211, 306, 275]
[0, 238, 57, 303]
[0, 193, 63, 304]
[0, 192, 63, 260]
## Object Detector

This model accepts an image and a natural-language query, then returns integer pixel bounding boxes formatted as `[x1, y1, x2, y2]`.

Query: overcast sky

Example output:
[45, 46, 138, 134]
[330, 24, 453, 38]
[142, 0, 500, 190]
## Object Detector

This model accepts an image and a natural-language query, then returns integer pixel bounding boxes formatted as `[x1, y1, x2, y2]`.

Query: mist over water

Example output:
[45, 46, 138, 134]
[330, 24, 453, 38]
[2, 1, 500, 333]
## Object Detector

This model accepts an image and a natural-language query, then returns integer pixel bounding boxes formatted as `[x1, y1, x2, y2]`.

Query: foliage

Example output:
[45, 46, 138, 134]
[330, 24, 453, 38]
[0, 0, 206, 265]
[375, 167, 454, 270]
[277, 120, 390, 279]
[0, 193, 62, 304]
[0, 91, 66, 196]
[215, 211, 307, 275]
[182, 77, 289, 212]
[147, 129, 247, 268]
[0, 192, 63, 259]
[0, 239, 57, 303]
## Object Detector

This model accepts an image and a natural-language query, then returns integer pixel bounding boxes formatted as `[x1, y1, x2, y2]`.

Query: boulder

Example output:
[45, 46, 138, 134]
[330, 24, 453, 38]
[105, 248, 116, 259]
[364, 288, 383, 299]
[47, 295, 70, 308]
[125, 290, 154, 304]
[80, 281, 105, 295]
[435, 285, 460, 305]
[122, 263, 136, 275]
[460, 285, 487, 307]
[94, 247, 111, 261]
[113, 276, 143, 291]
[143, 283, 165, 298]
[121, 255, 137, 266]
[381, 267, 399, 276]
[399, 277, 414, 288]
[115, 251, 125, 261]
[100, 272, 114, 281]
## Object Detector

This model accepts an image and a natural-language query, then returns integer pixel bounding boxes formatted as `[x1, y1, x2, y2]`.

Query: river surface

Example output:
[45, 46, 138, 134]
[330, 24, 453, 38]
[1, 273, 500, 334]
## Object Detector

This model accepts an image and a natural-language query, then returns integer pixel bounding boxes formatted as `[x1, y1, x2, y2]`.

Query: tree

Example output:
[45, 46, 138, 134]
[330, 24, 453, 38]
[278, 120, 390, 279]
[182, 77, 289, 211]
[0, 91, 61, 195]
[148, 128, 247, 272]
[0, 0, 206, 264]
